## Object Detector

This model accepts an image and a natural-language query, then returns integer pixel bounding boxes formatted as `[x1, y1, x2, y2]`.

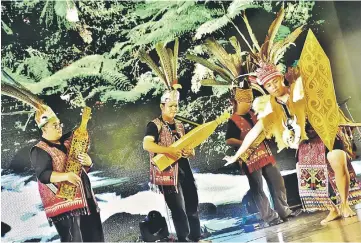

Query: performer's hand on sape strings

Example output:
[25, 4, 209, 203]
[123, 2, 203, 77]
[65, 172, 82, 186]
[181, 147, 195, 158]
[78, 152, 92, 167]
[167, 147, 182, 159]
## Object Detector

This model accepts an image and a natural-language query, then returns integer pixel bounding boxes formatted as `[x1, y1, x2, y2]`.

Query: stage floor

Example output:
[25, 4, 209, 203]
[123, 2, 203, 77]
[206, 204, 361, 242]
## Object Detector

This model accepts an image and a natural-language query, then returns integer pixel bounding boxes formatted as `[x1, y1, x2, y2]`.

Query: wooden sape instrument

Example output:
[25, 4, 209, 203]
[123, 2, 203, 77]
[1, 71, 93, 200]
[56, 106, 91, 200]
[153, 111, 230, 171]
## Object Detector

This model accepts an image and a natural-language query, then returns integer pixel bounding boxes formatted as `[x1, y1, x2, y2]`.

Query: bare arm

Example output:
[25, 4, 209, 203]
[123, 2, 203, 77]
[50, 172, 82, 186]
[224, 120, 264, 165]
[234, 120, 263, 157]
[226, 138, 243, 146]
[143, 136, 182, 158]
[49, 172, 67, 183]
[143, 136, 171, 154]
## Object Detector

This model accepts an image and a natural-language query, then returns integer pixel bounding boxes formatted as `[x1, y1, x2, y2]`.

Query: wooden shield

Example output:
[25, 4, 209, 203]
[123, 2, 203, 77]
[298, 29, 339, 151]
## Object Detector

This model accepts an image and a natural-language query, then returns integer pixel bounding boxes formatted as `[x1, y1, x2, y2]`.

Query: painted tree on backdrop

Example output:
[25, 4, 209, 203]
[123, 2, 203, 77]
[1, 0, 320, 162]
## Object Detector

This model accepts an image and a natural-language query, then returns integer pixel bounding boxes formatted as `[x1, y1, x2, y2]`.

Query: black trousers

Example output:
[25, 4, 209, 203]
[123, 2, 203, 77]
[160, 179, 201, 241]
[243, 163, 292, 222]
[53, 211, 104, 242]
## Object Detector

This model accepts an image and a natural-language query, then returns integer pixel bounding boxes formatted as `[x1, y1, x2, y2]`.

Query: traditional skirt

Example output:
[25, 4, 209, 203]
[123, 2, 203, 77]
[296, 136, 361, 211]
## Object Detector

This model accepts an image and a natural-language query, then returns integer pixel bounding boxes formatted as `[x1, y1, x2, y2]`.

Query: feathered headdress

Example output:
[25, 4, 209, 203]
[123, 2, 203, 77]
[138, 39, 182, 103]
[186, 36, 264, 103]
[242, 7, 304, 85]
[1, 70, 57, 128]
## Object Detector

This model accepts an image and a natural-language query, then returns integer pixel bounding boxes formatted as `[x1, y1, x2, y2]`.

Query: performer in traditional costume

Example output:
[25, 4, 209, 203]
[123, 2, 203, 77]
[224, 8, 361, 224]
[226, 84, 298, 224]
[187, 37, 297, 224]
[1, 74, 104, 242]
[140, 40, 202, 242]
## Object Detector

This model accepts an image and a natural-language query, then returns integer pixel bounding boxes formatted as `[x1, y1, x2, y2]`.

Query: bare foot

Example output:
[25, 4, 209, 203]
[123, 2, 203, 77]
[340, 203, 356, 218]
[320, 209, 341, 225]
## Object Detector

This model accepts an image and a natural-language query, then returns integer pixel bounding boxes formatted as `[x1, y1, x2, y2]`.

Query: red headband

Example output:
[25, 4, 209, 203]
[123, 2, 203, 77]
[255, 62, 283, 85]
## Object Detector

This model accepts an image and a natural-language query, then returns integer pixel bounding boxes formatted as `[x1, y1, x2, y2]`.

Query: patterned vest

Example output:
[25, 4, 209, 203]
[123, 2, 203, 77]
[149, 118, 185, 186]
[34, 138, 96, 219]
[231, 111, 275, 173]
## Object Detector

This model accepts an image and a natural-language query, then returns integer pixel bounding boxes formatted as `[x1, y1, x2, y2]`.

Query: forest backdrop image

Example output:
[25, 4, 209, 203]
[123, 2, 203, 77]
[2, 1, 361, 242]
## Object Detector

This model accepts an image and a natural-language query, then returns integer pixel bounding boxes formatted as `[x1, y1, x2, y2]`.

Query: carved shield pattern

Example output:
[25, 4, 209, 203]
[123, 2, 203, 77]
[298, 29, 339, 151]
